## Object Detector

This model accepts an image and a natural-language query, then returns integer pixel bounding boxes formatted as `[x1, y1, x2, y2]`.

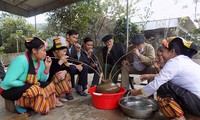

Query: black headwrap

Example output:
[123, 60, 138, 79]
[25, 37, 45, 74]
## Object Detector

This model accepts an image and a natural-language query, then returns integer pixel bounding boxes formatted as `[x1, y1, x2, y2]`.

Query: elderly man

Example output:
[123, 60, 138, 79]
[102, 34, 125, 83]
[121, 34, 156, 90]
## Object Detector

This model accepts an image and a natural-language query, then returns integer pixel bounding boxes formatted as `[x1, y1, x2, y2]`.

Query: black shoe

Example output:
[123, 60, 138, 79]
[65, 93, 74, 100]
[75, 85, 82, 92]
[82, 85, 87, 91]
[76, 91, 87, 96]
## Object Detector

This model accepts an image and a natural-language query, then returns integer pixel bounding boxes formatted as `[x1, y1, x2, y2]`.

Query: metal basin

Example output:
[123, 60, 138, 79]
[118, 96, 159, 119]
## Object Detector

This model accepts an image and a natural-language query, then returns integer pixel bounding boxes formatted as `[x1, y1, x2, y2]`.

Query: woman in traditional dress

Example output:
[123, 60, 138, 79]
[0, 37, 56, 115]
[131, 37, 200, 120]
[46, 36, 73, 104]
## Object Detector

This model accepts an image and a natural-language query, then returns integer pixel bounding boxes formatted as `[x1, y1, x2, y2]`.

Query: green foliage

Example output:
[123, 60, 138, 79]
[45, 0, 103, 40]
[0, 13, 35, 53]
[190, 28, 200, 45]
[41, 0, 150, 47]
[44, 0, 134, 46]
[190, 28, 200, 35]
[0, 46, 5, 53]
[113, 17, 140, 44]
[101, 0, 126, 19]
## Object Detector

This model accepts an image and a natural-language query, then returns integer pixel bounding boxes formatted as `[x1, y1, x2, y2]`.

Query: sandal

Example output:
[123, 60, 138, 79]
[15, 105, 31, 117]
[55, 98, 63, 107]
[15, 105, 27, 113]
[59, 97, 68, 102]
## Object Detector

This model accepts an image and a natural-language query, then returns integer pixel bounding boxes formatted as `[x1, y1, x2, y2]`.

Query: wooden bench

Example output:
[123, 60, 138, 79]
[5, 99, 16, 113]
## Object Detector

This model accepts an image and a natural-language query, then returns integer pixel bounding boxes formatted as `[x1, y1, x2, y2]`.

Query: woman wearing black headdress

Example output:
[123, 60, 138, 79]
[0, 37, 56, 115]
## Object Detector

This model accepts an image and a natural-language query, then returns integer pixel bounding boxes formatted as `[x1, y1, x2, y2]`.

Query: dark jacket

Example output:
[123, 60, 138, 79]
[67, 43, 85, 64]
[102, 43, 125, 66]
[46, 49, 69, 81]
[81, 48, 98, 66]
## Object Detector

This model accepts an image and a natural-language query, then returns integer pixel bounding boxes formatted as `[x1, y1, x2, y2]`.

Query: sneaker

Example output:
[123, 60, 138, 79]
[65, 93, 74, 100]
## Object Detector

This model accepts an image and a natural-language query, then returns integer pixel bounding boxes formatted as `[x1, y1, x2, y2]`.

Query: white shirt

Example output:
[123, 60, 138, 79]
[142, 55, 200, 99]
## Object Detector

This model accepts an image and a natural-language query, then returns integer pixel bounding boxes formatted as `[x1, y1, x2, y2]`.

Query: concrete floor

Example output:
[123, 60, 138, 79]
[0, 74, 169, 120]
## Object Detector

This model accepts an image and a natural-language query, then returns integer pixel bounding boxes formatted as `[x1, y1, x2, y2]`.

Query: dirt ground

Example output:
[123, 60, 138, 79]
[0, 74, 169, 120]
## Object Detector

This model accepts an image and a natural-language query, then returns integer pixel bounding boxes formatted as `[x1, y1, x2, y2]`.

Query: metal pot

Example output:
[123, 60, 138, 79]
[118, 96, 159, 119]
[96, 80, 120, 94]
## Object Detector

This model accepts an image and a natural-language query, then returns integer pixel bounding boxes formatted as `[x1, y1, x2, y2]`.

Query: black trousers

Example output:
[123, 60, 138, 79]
[88, 66, 100, 86]
[1, 82, 50, 101]
[69, 64, 88, 88]
[157, 82, 200, 116]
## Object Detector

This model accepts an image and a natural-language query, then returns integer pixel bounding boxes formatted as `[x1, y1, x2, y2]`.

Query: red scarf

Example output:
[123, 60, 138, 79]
[0, 87, 3, 94]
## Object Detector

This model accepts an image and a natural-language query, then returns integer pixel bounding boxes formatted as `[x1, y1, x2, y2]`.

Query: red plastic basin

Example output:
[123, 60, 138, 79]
[88, 86, 126, 110]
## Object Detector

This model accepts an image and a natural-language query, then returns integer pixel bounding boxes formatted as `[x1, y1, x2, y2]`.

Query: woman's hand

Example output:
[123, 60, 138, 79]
[37, 82, 40, 86]
[153, 59, 161, 70]
[58, 55, 69, 65]
[130, 89, 141, 96]
[57, 70, 67, 80]
[44, 56, 52, 73]
[75, 64, 83, 72]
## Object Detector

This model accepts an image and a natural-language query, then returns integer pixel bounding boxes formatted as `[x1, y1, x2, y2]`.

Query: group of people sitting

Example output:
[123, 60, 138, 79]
[103, 34, 200, 120]
[0, 29, 200, 120]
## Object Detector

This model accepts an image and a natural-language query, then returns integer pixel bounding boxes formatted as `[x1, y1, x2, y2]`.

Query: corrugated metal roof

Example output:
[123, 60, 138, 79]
[0, 0, 82, 17]
[135, 17, 196, 31]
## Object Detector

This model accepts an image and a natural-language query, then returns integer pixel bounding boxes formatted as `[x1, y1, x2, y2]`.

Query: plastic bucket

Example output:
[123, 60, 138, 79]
[88, 86, 126, 110]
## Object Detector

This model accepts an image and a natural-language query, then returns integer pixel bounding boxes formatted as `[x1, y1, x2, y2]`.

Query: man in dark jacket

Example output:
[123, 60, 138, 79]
[66, 30, 88, 96]
[81, 37, 100, 87]
[102, 34, 125, 83]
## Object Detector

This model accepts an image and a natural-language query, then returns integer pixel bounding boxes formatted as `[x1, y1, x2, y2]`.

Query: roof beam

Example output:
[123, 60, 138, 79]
[28, 0, 83, 17]
[0, 0, 29, 17]
[0, 0, 83, 17]
[16, 0, 29, 6]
